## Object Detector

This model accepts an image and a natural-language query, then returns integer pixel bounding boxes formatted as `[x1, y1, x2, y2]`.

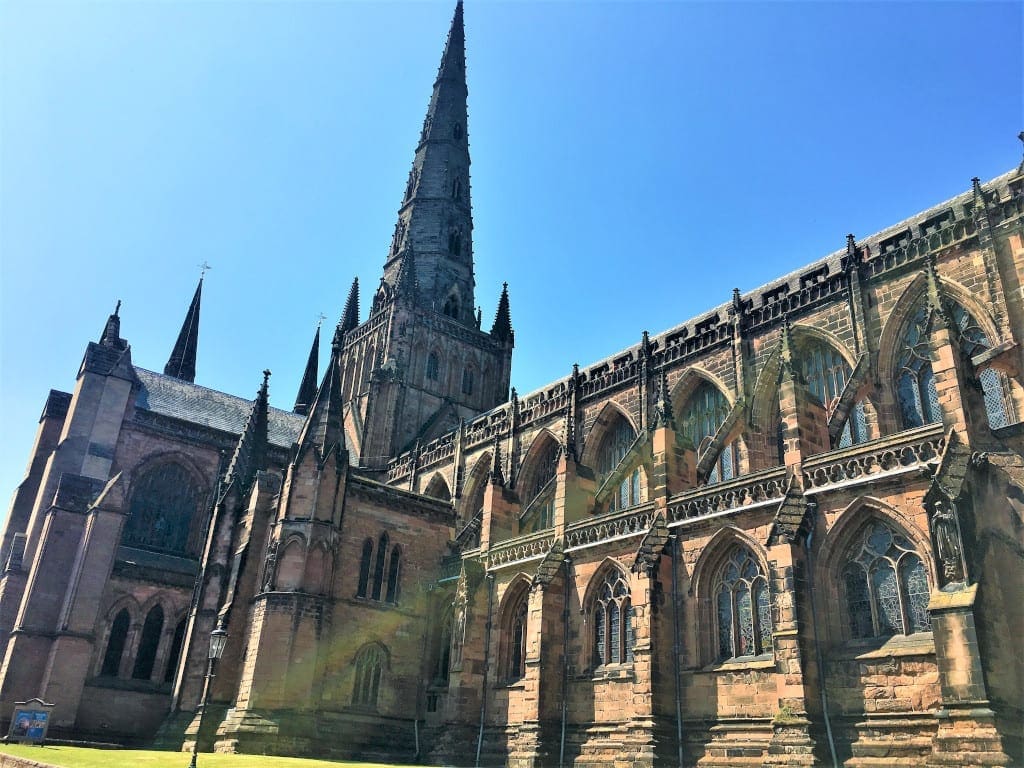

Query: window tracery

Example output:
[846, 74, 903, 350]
[715, 547, 772, 660]
[124, 463, 198, 557]
[352, 644, 386, 708]
[681, 382, 736, 484]
[508, 593, 528, 681]
[590, 568, 633, 667]
[357, 535, 401, 605]
[522, 438, 559, 532]
[841, 520, 930, 639]
[799, 339, 868, 447]
[596, 414, 640, 511]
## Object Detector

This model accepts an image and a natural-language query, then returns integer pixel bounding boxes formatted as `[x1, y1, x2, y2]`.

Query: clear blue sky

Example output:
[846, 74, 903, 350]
[1, 1, 1021, 507]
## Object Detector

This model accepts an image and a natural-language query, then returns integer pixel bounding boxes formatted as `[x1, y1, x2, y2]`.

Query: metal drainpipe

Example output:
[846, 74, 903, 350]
[671, 534, 684, 768]
[476, 572, 495, 768]
[805, 525, 839, 768]
[559, 556, 571, 768]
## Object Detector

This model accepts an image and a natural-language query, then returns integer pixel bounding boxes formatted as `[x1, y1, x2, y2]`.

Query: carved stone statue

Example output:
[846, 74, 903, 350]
[931, 498, 965, 584]
[262, 540, 279, 592]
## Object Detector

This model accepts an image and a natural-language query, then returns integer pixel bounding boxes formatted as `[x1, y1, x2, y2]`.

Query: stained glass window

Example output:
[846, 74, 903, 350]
[124, 463, 198, 556]
[715, 547, 772, 660]
[842, 520, 931, 639]
[950, 304, 1010, 429]
[592, 568, 633, 667]
[372, 533, 389, 600]
[681, 382, 737, 484]
[523, 438, 560, 532]
[509, 593, 528, 681]
[800, 339, 869, 448]
[597, 415, 641, 512]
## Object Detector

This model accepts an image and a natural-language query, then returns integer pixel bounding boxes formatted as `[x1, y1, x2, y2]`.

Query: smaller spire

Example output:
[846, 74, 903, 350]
[971, 177, 987, 212]
[99, 300, 127, 350]
[335, 277, 360, 344]
[651, 369, 676, 430]
[294, 324, 321, 416]
[164, 278, 203, 383]
[221, 369, 271, 500]
[489, 282, 514, 344]
[294, 337, 345, 467]
[489, 435, 505, 486]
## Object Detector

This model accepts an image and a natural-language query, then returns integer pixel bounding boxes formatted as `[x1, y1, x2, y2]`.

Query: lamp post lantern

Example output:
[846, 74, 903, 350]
[188, 621, 228, 768]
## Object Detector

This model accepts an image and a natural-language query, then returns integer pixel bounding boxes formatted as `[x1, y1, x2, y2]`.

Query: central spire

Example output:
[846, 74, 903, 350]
[382, 1, 475, 325]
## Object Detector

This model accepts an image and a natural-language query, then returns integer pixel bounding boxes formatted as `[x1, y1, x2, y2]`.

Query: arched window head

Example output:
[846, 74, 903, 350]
[461, 368, 474, 396]
[680, 382, 737, 484]
[507, 589, 528, 681]
[841, 520, 930, 639]
[715, 547, 772, 660]
[125, 463, 199, 556]
[424, 474, 452, 502]
[372, 533, 389, 601]
[101, 609, 130, 677]
[443, 295, 460, 319]
[385, 546, 401, 604]
[591, 567, 633, 667]
[596, 414, 640, 512]
[426, 352, 440, 381]
[522, 438, 560, 532]
[434, 611, 453, 684]
[352, 644, 386, 708]
[799, 339, 868, 448]
[356, 538, 373, 598]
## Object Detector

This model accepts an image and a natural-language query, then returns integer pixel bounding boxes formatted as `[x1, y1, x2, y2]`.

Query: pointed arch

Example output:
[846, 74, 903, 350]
[583, 560, 634, 668]
[124, 452, 208, 557]
[498, 575, 532, 682]
[304, 542, 330, 595]
[676, 375, 740, 483]
[163, 614, 188, 684]
[458, 451, 492, 528]
[789, 323, 858, 369]
[99, 605, 134, 678]
[131, 603, 165, 680]
[356, 537, 373, 598]
[277, 536, 306, 592]
[372, 532, 389, 600]
[689, 525, 769, 600]
[517, 429, 561, 497]
[352, 642, 389, 709]
[580, 400, 639, 469]
[668, 367, 736, 428]
[423, 473, 452, 502]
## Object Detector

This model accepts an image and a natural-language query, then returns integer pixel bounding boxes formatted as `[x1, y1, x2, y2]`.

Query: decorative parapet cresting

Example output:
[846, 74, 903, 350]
[667, 466, 787, 523]
[487, 531, 556, 570]
[565, 504, 658, 550]
[802, 423, 944, 491]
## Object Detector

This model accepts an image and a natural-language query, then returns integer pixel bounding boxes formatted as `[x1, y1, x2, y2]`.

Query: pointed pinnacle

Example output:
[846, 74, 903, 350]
[395, 250, 418, 300]
[99, 300, 126, 349]
[294, 341, 345, 465]
[221, 368, 271, 498]
[294, 325, 320, 416]
[489, 435, 505, 486]
[336, 277, 360, 342]
[164, 278, 202, 383]
[490, 282, 513, 344]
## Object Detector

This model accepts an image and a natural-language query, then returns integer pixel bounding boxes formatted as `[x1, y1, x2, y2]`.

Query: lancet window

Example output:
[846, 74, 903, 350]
[590, 567, 633, 667]
[357, 534, 401, 605]
[132, 604, 164, 680]
[522, 438, 559, 532]
[100, 609, 130, 677]
[681, 381, 737, 484]
[163, 617, 187, 684]
[715, 547, 772, 660]
[504, 587, 529, 682]
[841, 520, 930, 639]
[352, 644, 386, 708]
[426, 352, 440, 381]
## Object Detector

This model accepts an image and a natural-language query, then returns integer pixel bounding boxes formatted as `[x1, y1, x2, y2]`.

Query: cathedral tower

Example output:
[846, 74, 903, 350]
[338, 1, 513, 466]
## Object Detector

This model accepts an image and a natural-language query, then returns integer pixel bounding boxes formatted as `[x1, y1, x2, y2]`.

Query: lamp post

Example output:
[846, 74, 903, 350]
[188, 621, 228, 768]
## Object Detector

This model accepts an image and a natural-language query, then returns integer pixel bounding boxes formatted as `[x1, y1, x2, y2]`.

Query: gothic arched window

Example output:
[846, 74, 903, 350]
[715, 548, 772, 660]
[596, 414, 640, 512]
[132, 604, 164, 680]
[681, 381, 737, 484]
[590, 568, 633, 667]
[508, 593, 528, 681]
[163, 617, 187, 684]
[434, 611, 453, 684]
[357, 538, 373, 598]
[522, 438, 560, 532]
[124, 463, 199, 556]
[461, 368, 474, 396]
[372, 533, 389, 601]
[426, 352, 440, 381]
[896, 304, 941, 429]
[101, 609, 130, 677]
[800, 340, 868, 448]
[352, 644, 386, 708]
[950, 304, 1010, 429]
[386, 546, 401, 604]
[841, 520, 931, 639]
[453, 122, 463, 141]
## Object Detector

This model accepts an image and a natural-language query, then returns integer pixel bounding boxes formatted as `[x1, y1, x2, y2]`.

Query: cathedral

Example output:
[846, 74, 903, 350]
[2, 3, 1023, 766]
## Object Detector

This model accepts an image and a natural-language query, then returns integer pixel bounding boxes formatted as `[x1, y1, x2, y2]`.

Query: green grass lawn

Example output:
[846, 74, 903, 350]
[0, 744, 411, 768]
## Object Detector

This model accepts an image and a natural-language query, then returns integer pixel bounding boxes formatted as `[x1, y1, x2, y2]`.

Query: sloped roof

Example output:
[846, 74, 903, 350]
[134, 367, 304, 449]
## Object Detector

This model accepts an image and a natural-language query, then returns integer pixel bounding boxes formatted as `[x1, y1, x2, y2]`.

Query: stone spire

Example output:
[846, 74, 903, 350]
[164, 278, 202, 382]
[294, 324, 320, 416]
[221, 369, 271, 500]
[336, 277, 360, 343]
[99, 300, 127, 350]
[294, 337, 345, 466]
[381, 1, 475, 323]
[489, 282, 513, 344]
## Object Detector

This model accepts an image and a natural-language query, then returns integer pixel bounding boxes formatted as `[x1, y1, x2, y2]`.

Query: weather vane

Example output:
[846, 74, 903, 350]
[316, 312, 327, 329]
[198, 261, 212, 280]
